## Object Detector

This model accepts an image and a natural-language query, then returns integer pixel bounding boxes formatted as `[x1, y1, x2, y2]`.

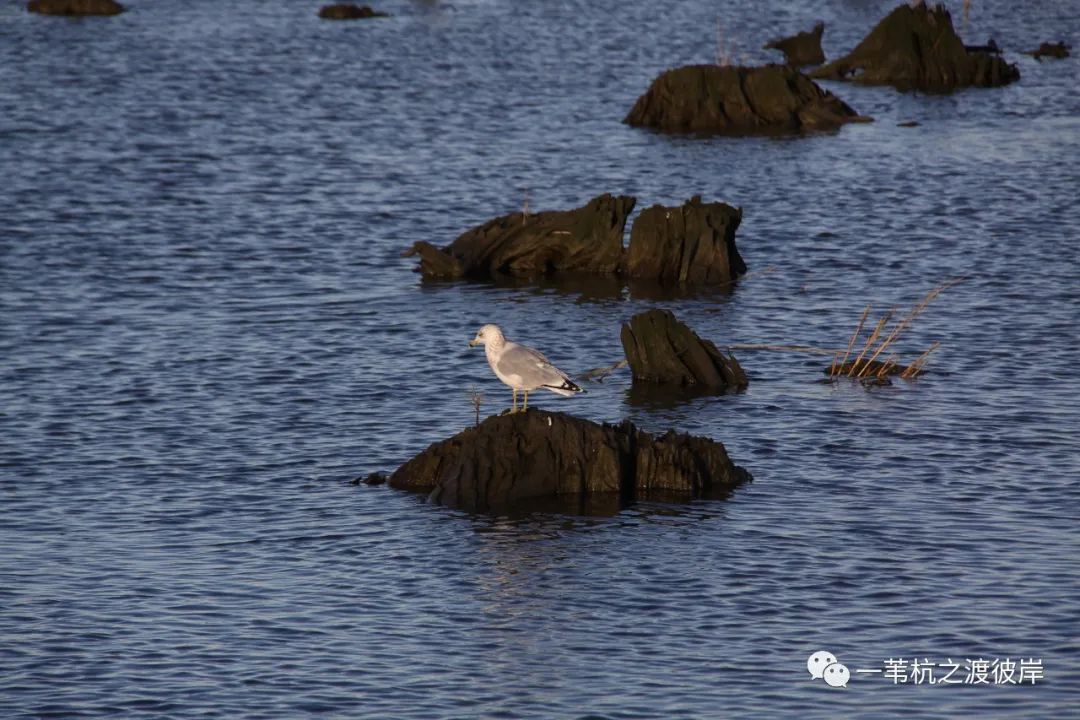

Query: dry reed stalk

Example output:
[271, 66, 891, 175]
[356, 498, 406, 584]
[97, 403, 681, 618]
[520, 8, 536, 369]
[900, 342, 941, 378]
[860, 279, 960, 371]
[715, 18, 731, 66]
[828, 351, 843, 379]
[870, 354, 898, 379]
[848, 312, 892, 376]
[835, 304, 872, 379]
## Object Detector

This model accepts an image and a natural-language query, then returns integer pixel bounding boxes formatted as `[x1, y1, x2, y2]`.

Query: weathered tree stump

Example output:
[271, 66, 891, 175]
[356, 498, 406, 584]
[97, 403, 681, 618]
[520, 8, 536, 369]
[764, 22, 826, 67]
[385, 410, 750, 513]
[625, 196, 746, 285]
[406, 194, 635, 280]
[621, 309, 747, 390]
[811, 3, 1019, 91]
[624, 64, 869, 134]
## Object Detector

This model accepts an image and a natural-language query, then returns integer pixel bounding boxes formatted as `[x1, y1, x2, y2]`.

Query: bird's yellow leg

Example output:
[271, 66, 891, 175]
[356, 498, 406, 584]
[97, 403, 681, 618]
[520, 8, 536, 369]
[512, 388, 518, 413]
[523, 389, 529, 412]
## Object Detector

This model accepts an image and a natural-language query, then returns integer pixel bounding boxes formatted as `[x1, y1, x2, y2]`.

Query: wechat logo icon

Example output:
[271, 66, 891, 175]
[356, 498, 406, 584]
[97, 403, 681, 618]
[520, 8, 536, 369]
[808, 650, 850, 688]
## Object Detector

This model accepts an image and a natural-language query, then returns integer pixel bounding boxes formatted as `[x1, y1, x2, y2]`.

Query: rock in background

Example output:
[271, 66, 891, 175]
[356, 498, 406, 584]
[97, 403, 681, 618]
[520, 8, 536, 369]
[811, 2, 1019, 91]
[406, 193, 635, 280]
[621, 309, 747, 390]
[1026, 42, 1070, 60]
[27, 0, 123, 15]
[318, 4, 387, 20]
[624, 64, 869, 134]
[625, 196, 746, 285]
[764, 22, 826, 67]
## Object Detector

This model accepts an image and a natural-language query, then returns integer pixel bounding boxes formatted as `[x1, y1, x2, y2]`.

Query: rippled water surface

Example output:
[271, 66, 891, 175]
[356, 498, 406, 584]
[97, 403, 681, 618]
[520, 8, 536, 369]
[2, 0, 1079, 717]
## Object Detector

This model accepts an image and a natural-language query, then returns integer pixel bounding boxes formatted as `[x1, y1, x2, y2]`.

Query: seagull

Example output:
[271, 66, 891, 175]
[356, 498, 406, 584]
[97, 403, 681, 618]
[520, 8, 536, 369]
[468, 324, 583, 412]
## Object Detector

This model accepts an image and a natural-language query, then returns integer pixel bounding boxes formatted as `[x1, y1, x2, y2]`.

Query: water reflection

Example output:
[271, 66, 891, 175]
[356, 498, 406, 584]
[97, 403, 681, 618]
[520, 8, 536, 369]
[419, 273, 741, 303]
[624, 381, 745, 411]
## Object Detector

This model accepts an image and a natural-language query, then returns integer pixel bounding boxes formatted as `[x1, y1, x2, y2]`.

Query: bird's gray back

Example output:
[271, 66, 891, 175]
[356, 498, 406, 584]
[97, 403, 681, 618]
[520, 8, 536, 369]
[496, 343, 568, 387]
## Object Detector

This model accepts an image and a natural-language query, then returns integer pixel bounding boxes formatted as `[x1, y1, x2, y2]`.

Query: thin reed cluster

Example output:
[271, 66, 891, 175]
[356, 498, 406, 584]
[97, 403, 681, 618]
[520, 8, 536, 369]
[828, 279, 962, 381]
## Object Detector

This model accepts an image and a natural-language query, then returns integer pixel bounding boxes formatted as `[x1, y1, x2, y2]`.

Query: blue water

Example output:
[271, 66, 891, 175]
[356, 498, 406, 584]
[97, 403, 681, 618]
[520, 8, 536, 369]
[2, 0, 1079, 717]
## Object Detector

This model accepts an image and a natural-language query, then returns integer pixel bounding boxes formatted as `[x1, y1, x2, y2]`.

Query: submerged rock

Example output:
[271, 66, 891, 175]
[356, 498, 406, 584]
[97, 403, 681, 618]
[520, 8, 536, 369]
[318, 4, 387, 20]
[625, 64, 869, 134]
[387, 410, 750, 513]
[27, 0, 123, 15]
[811, 3, 1019, 91]
[406, 194, 635, 281]
[1026, 42, 1070, 60]
[621, 309, 747, 390]
[764, 22, 826, 67]
[625, 196, 746, 285]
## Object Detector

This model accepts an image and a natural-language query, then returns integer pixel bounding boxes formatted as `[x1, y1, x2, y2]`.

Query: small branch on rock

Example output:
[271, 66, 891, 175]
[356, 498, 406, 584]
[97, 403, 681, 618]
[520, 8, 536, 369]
[579, 359, 628, 383]
[468, 386, 484, 426]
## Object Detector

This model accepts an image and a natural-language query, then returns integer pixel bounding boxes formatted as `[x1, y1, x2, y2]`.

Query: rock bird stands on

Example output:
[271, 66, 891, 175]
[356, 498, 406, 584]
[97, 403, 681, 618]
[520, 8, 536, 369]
[468, 324, 583, 412]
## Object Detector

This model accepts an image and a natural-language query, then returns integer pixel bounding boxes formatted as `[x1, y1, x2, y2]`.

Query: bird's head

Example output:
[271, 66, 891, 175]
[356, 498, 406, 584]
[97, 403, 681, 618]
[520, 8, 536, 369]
[468, 324, 505, 348]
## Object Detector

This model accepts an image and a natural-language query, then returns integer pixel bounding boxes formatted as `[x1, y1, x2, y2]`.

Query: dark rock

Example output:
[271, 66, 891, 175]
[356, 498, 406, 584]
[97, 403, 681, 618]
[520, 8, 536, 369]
[318, 4, 387, 20]
[764, 21, 826, 67]
[1027, 42, 1070, 60]
[387, 410, 750, 513]
[407, 194, 635, 280]
[27, 0, 123, 15]
[811, 3, 1020, 91]
[621, 309, 747, 390]
[897, 120, 920, 127]
[356, 472, 387, 486]
[403, 241, 465, 280]
[624, 64, 870, 134]
[625, 196, 746, 285]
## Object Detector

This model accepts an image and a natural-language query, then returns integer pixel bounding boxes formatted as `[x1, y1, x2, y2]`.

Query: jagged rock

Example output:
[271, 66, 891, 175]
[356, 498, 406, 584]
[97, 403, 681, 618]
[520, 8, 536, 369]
[386, 410, 750, 512]
[27, 0, 123, 15]
[764, 22, 826, 67]
[811, 3, 1019, 91]
[621, 309, 747, 390]
[318, 4, 387, 20]
[624, 64, 869, 134]
[1026, 42, 1070, 60]
[964, 39, 1001, 54]
[404, 241, 465, 280]
[625, 196, 746, 284]
[406, 194, 635, 280]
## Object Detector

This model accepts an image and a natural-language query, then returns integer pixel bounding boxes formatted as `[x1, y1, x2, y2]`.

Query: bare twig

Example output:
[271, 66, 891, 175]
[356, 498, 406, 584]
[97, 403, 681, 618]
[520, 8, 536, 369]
[579, 359, 628, 383]
[469, 386, 483, 426]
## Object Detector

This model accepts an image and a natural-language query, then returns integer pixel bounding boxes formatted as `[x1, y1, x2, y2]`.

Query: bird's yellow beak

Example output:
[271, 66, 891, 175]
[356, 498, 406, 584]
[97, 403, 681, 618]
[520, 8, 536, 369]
[468, 338, 479, 348]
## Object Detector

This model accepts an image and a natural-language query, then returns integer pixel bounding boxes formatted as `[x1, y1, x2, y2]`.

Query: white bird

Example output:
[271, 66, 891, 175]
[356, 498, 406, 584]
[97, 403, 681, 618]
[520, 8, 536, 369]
[468, 324, 583, 412]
